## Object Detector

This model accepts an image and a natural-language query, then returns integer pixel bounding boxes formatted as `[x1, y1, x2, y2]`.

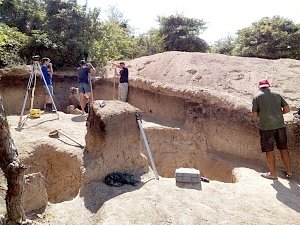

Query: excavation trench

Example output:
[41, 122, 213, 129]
[2, 73, 300, 200]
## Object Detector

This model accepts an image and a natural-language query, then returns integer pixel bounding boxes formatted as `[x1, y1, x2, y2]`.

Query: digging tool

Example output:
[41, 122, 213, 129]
[113, 67, 117, 100]
[49, 129, 84, 148]
[136, 113, 159, 180]
[89, 73, 94, 102]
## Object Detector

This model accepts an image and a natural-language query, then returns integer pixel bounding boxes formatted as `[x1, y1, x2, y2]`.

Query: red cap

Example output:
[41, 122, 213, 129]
[258, 79, 270, 88]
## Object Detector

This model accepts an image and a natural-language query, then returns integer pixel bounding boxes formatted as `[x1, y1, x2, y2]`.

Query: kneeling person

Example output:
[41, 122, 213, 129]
[67, 87, 88, 115]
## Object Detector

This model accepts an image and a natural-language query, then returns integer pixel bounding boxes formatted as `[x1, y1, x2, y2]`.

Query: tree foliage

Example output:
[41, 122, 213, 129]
[133, 28, 165, 58]
[43, 0, 101, 67]
[211, 35, 235, 55]
[158, 14, 208, 52]
[0, 1, 212, 68]
[106, 5, 131, 34]
[3, 1, 300, 69]
[0, 0, 45, 34]
[90, 21, 134, 67]
[0, 0, 137, 68]
[233, 16, 300, 59]
[0, 22, 27, 67]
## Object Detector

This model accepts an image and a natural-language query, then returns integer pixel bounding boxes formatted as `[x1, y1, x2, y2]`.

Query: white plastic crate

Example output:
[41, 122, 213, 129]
[175, 168, 200, 183]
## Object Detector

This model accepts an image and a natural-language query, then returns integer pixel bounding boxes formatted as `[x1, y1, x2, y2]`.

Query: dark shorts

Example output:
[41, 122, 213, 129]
[259, 127, 287, 152]
[78, 82, 91, 94]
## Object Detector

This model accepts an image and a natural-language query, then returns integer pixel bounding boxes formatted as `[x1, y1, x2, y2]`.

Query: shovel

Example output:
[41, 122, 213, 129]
[49, 129, 84, 148]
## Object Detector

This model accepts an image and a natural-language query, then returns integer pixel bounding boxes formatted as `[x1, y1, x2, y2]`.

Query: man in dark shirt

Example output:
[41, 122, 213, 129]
[77, 60, 96, 114]
[252, 79, 292, 179]
[112, 62, 129, 102]
[41, 57, 54, 112]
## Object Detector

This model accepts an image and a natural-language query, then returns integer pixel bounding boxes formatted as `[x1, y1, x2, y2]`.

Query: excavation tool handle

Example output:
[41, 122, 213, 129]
[136, 113, 159, 180]
[49, 130, 84, 148]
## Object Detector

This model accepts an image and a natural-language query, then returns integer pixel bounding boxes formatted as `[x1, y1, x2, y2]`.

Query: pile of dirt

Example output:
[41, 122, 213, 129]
[106, 51, 300, 108]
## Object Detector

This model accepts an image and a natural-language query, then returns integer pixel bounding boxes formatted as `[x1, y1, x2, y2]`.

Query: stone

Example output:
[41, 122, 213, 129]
[23, 173, 47, 213]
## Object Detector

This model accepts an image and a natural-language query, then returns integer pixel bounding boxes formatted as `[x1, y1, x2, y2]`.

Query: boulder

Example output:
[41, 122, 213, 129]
[23, 173, 47, 213]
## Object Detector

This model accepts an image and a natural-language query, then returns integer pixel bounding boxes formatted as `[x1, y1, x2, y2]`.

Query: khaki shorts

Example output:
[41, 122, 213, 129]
[118, 82, 128, 102]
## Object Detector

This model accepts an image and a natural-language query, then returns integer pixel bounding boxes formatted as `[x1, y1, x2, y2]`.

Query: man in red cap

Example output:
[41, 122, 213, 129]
[252, 79, 292, 179]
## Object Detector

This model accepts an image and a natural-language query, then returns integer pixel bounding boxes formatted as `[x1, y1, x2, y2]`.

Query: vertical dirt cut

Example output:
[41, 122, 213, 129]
[22, 144, 83, 203]
[84, 101, 149, 184]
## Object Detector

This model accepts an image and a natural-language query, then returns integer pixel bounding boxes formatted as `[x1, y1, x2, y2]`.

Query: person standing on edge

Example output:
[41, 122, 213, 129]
[252, 79, 293, 179]
[112, 62, 129, 102]
[41, 57, 54, 112]
[77, 60, 96, 115]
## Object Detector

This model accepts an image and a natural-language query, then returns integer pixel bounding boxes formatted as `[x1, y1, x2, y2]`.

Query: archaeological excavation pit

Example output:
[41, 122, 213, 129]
[21, 144, 83, 204]
[82, 100, 251, 184]
[1, 52, 300, 209]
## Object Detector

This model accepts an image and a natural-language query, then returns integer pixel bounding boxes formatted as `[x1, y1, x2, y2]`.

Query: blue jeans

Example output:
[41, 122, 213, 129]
[78, 82, 91, 93]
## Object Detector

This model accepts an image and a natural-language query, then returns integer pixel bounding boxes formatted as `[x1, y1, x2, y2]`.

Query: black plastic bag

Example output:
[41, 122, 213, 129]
[104, 172, 139, 187]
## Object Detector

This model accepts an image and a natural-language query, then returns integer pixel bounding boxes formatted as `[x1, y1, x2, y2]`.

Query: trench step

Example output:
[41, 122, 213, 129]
[142, 116, 184, 130]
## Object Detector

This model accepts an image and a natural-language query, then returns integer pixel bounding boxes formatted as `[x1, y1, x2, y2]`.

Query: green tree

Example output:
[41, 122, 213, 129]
[212, 35, 235, 55]
[43, 0, 101, 67]
[133, 28, 164, 58]
[0, 22, 28, 67]
[233, 16, 300, 59]
[89, 21, 135, 67]
[158, 14, 208, 52]
[0, 0, 45, 34]
[106, 5, 131, 34]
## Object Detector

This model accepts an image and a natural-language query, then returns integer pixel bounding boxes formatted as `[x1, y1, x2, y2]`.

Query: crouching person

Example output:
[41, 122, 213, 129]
[66, 87, 88, 115]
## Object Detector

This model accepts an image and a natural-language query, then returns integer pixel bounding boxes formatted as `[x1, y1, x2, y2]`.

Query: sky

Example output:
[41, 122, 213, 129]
[78, 0, 300, 44]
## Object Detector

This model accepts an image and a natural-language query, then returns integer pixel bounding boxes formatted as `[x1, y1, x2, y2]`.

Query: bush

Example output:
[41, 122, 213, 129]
[233, 16, 300, 59]
[0, 23, 28, 67]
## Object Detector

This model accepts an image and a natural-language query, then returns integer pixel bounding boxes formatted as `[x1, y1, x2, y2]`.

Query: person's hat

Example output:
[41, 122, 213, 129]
[258, 79, 270, 88]
[70, 87, 78, 93]
[80, 60, 86, 65]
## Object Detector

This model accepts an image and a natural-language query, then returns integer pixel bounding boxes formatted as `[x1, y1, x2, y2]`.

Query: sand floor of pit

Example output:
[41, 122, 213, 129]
[31, 171, 300, 225]
[0, 112, 299, 225]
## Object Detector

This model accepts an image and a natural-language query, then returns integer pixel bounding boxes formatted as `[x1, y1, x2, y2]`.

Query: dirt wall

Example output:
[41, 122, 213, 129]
[84, 101, 149, 183]
[93, 80, 300, 175]
[21, 144, 83, 204]
[0, 75, 78, 114]
[93, 79, 186, 123]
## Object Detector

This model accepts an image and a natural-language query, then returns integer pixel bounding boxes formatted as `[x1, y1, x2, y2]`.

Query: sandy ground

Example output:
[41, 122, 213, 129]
[0, 112, 299, 225]
[2, 174, 299, 225]
[26, 170, 300, 225]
